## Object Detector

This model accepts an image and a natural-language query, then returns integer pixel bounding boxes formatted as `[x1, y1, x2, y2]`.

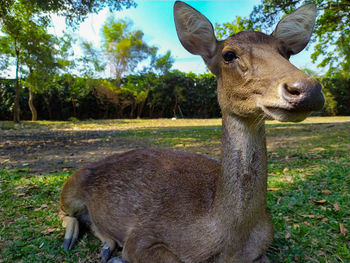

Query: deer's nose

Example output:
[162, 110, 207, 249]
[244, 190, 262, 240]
[281, 81, 324, 111]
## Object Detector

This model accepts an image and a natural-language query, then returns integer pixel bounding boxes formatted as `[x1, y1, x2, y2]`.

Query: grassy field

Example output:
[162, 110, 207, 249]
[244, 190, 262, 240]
[1, 117, 349, 262]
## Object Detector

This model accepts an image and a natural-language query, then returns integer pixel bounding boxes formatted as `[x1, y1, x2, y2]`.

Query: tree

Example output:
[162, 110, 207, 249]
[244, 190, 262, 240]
[0, 0, 136, 27]
[0, 2, 35, 122]
[102, 17, 152, 81]
[154, 51, 174, 74]
[216, 0, 349, 74]
[78, 40, 106, 78]
[215, 16, 259, 40]
[0, 0, 136, 122]
[0, 2, 72, 121]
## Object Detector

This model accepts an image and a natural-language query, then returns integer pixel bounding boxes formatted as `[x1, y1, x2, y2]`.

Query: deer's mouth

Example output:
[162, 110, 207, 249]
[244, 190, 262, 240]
[258, 81, 324, 122]
[260, 105, 311, 122]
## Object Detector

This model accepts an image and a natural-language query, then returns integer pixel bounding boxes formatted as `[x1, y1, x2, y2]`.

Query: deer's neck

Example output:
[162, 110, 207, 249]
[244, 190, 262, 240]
[215, 113, 268, 223]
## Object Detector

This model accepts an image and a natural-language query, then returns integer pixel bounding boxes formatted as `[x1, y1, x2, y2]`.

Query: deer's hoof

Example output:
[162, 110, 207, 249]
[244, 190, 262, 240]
[107, 257, 129, 263]
[101, 246, 112, 263]
[62, 237, 77, 251]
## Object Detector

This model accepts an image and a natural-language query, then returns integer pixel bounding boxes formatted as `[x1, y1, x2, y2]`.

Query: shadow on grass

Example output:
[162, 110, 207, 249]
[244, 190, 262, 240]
[1, 121, 350, 174]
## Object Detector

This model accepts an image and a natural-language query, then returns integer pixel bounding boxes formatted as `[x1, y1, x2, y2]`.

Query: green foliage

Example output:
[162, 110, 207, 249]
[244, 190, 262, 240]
[78, 40, 106, 78]
[1, 70, 349, 121]
[0, 0, 136, 27]
[302, 68, 350, 116]
[154, 50, 174, 74]
[0, 0, 137, 122]
[101, 17, 174, 80]
[0, 79, 16, 119]
[0, 72, 220, 120]
[319, 75, 350, 116]
[102, 17, 151, 80]
[0, 1, 75, 121]
[215, 16, 260, 40]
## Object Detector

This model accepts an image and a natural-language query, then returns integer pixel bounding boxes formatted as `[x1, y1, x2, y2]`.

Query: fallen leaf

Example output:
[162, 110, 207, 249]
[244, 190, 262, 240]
[340, 224, 347, 236]
[283, 167, 289, 173]
[312, 147, 326, 151]
[313, 199, 327, 205]
[321, 189, 331, 195]
[304, 221, 310, 226]
[42, 228, 57, 234]
[293, 224, 300, 229]
[267, 187, 281, 191]
[333, 203, 340, 211]
[14, 185, 27, 190]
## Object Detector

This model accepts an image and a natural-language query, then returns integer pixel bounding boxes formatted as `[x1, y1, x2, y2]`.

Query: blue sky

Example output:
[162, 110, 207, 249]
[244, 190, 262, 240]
[3, 0, 325, 77]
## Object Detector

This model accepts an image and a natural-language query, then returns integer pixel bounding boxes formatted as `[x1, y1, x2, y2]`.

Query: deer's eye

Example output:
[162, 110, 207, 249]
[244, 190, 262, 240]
[222, 51, 237, 63]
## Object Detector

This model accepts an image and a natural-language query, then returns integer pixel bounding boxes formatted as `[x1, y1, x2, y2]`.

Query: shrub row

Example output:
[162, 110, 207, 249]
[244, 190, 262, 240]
[0, 71, 348, 120]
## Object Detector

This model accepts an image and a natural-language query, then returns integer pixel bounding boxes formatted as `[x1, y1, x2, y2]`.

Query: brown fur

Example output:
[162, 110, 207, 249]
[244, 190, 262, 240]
[60, 2, 324, 263]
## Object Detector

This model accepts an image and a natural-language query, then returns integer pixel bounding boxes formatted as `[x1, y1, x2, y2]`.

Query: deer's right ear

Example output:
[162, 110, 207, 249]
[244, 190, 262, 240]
[174, 1, 217, 61]
[272, 4, 317, 55]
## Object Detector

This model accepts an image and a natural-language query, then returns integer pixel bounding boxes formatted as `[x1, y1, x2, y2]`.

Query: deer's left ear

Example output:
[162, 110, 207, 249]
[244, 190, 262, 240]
[272, 4, 317, 55]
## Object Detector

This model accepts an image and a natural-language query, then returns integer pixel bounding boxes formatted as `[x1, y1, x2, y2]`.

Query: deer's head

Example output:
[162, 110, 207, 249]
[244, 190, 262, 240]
[174, 1, 324, 122]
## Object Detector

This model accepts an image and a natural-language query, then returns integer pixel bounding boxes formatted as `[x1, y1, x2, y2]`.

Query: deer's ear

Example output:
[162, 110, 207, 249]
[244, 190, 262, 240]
[174, 1, 217, 60]
[272, 4, 317, 55]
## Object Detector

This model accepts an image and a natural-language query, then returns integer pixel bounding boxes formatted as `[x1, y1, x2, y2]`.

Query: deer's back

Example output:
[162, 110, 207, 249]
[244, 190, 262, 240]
[77, 148, 221, 250]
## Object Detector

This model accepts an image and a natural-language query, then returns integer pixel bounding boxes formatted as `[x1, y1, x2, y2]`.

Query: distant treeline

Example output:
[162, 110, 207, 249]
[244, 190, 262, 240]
[0, 71, 220, 120]
[0, 71, 349, 120]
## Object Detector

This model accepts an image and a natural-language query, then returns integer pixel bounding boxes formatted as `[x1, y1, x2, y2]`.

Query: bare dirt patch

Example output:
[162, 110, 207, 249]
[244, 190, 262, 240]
[0, 130, 148, 173]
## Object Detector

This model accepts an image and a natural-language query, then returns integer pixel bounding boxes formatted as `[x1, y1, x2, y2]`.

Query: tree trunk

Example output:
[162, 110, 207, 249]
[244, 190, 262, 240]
[28, 87, 37, 121]
[45, 96, 53, 120]
[137, 99, 146, 119]
[13, 48, 20, 123]
[130, 103, 135, 118]
[72, 99, 77, 117]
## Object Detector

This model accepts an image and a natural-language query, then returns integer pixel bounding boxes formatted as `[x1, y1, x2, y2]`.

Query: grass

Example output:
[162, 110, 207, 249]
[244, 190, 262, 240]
[1, 117, 350, 262]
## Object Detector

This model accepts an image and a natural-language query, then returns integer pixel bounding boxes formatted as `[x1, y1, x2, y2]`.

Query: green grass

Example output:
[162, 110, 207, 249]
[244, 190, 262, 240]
[1, 117, 350, 262]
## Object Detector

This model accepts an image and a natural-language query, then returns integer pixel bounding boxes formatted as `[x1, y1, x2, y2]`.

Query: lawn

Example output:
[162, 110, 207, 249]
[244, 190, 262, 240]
[1, 117, 349, 262]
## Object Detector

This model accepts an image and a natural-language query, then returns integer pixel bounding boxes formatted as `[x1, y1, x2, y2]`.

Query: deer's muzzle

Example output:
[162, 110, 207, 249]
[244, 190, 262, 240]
[280, 80, 324, 112]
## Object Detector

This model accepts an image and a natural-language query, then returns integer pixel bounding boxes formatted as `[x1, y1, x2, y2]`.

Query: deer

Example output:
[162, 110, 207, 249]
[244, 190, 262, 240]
[59, 1, 324, 263]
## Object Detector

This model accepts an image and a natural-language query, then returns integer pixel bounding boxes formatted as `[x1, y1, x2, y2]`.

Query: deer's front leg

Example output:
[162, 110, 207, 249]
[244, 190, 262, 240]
[61, 216, 79, 250]
[241, 214, 273, 263]
[90, 223, 117, 263]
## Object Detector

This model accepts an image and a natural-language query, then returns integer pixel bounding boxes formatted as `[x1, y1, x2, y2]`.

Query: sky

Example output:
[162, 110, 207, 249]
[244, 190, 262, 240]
[3, 0, 326, 78]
